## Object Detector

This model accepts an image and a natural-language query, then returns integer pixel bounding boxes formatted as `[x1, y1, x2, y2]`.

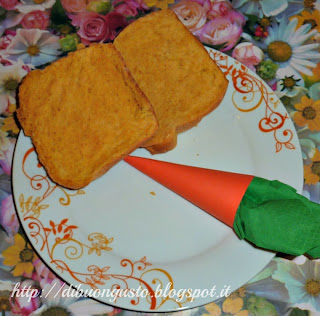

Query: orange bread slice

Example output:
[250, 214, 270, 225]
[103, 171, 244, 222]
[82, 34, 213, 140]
[114, 9, 228, 154]
[17, 43, 158, 189]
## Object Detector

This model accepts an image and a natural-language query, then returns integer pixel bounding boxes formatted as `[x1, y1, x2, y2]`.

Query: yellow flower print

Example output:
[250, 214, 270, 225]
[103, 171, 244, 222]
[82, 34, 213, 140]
[291, 10, 320, 33]
[303, 62, 320, 85]
[1, 116, 20, 134]
[143, 0, 174, 9]
[234, 287, 246, 298]
[2, 234, 37, 276]
[313, 63, 320, 80]
[222, 296, 249, 316]
[203, 302, 221, 316]
[7, 103, 16, 113]
[293, 96, 320, 131]
[1, 103, 19, 134]
[203, 289, 249, 316]
[304, 149, 320, 184]
[77, 43, 86, 50]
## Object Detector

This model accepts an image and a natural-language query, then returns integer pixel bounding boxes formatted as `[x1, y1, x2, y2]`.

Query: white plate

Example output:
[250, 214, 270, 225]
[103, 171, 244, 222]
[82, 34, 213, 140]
[12, 48, 303, 312]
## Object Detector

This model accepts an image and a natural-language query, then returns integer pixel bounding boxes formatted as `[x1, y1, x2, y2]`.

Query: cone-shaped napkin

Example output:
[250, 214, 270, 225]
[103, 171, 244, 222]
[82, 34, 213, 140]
[124, 156, 320, 258]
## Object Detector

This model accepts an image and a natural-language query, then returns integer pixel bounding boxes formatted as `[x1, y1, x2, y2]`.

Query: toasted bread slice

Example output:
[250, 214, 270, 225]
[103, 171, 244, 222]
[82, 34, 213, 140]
[114, 9, 228, 154]
[17, 43, 158, 189]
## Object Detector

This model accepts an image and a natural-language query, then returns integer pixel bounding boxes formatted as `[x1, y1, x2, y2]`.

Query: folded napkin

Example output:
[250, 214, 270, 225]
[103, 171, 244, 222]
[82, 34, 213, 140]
[124, 156, 320, 258]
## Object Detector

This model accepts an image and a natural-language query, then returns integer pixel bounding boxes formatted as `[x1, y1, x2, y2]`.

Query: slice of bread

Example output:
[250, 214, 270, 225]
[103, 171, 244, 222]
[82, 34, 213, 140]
[17, 43, 158, 189]
[114, 9, 228, 154]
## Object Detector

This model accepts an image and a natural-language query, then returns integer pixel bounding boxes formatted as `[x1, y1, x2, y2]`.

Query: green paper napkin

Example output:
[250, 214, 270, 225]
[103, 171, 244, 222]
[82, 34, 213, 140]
[233, 177, 320, 258]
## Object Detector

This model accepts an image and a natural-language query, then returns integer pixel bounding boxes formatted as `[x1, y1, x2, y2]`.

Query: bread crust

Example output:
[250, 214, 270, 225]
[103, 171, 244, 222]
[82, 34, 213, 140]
[17, 43, 158, 189]
[114, 9, 228, 154]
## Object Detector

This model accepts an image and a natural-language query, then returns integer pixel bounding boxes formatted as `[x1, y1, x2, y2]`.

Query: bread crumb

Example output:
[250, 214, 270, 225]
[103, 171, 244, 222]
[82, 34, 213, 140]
[150, 191, 156, 196]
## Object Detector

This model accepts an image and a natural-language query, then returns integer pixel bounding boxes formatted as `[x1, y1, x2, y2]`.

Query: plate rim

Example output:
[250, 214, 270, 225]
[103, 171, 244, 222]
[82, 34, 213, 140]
[12, 47, 304, 312]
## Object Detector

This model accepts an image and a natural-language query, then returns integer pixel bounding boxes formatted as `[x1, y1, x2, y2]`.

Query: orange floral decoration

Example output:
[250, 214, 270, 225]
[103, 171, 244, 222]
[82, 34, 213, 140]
[293, 96, 320, 131]
[17, 147, 189, 310]
[210, 50, 295, 153]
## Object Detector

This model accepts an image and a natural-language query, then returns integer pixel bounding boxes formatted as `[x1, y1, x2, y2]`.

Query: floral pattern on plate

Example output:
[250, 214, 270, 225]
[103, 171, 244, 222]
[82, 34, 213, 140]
[0, 0, 320, 315]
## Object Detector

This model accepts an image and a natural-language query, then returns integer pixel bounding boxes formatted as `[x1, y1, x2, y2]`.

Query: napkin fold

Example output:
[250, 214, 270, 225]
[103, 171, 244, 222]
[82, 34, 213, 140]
[124, 156, 320, 258]
[234, 176, 320, 258]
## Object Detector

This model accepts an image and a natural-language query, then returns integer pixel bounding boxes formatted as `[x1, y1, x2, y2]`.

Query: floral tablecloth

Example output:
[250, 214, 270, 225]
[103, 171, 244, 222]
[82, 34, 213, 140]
[0, 0, 320, 315]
